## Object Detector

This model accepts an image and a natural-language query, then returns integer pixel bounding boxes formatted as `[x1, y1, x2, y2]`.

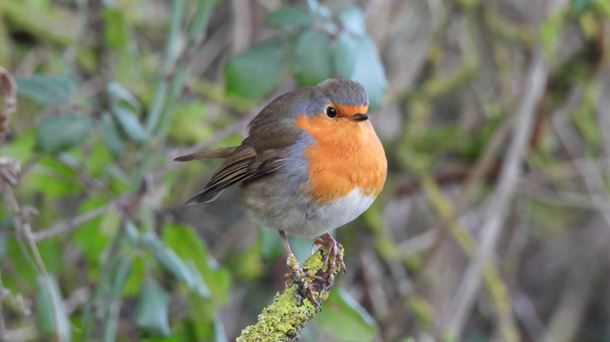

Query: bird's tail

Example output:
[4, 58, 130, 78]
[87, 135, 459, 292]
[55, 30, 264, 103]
[173, 146, 237, 162]
[174, 145, 249, 204]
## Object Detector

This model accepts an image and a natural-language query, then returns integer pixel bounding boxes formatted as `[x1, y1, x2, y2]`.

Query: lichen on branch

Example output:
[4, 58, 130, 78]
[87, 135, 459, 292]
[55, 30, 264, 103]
[236, 244, 344, 342]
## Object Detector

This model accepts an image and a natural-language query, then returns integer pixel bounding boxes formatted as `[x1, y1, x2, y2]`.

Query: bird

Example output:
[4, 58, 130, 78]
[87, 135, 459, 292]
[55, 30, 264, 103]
[175, 79, 387, 291]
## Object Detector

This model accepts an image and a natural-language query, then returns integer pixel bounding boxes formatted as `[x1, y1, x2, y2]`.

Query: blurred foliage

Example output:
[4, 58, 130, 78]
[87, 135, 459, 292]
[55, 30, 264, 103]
[225, 2, 387, 107]
[0, 0, 609, 341]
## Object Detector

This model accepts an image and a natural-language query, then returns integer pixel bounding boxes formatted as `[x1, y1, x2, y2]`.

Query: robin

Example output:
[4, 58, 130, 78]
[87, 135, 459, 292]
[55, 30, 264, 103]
[175, 79, 387, 292]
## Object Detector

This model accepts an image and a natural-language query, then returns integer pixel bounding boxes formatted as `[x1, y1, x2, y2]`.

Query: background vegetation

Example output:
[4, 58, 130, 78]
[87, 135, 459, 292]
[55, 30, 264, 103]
[1, 0, 609, 341]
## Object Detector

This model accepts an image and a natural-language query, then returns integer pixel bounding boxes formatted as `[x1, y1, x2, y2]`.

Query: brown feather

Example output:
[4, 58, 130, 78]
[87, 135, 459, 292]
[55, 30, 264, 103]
[183, 88, 312, 204]
[186, 146, 287, 204]
[174, 147, 237, 161]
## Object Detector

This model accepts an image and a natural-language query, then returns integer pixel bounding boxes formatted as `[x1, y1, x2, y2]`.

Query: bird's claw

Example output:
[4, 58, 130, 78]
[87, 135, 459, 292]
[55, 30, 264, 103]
[284, 253, 321, 310]
[313, 233, 345, 284]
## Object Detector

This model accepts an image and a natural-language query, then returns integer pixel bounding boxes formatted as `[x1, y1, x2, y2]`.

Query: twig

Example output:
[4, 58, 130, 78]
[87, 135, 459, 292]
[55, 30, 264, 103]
[513, 290, 546, 341]
[31, 198, 121, 241]
[189, 25, 230, 77]
[134, 0, 215, 191]
[63, 287, 89, 315]
[230, 0, 251, 54]
[236, 244, 344, 342]
[0, 67, 17, 140]
[418, 175, 518, 341]
[396, 229, 437, 257]
[1, 80, 56, 340]
[20, 224, 61, 341]
[551, 89, 610, 226]
[446, 49, 549, 339]
[544, 217, 609, 342]
[145, 0, 187, 135]
[359, 250, 390, 319]
[516, 184, 602, 209]
[81, 3, 216, 339]
[457, 114, 515, 212]
[521, 157, 610, 186]
[597, 70, 610, 170]
[3, 185, 63, 341]
[57, 154, 113, 198]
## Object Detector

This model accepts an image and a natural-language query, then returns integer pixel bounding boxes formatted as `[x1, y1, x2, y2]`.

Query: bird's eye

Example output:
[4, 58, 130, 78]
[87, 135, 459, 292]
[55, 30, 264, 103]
[325, 106, 337, 118]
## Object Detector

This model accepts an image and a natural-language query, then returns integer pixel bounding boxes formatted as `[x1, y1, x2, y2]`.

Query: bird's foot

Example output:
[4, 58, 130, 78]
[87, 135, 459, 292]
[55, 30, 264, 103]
[313, 233, 345, 285]
[284, 253, 320, 310]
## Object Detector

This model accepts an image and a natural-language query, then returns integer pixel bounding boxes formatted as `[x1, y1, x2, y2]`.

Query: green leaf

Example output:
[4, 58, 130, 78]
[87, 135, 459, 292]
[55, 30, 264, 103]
[314, 287, 376, 342]
[0, 227, 6, 260]
[226, 240, 264, 280]
[72, 197, 116, 267]
[572, 94, 600, 149]
[16, 75, 77, 105]
[267, 6, 314, 29]
[106, 82, 147, 144]
[138, 232, 195, 289]
[100, 113, 125, 155]
[539, 8, 565, 59]
[335, 33, 388, 108]
[21, 157, 83, 198]
[109, 255, 133, 299]
[307, 1, 332, 18]
[122, 255, 147, 297]
[35, 274, 71, 342]
[83, 135, 115, 176]
[292, 29, 332, 86]
[112, 107, 149, 143]
[136, 279, 171, 337]
[102, 9, 128, 49]
[225, 40, 286, 101]
[95, 254, 133, 342]
[162, 225, 231, 304]
[337, 5, 365, 35]
[187, 261, 211, 298]
[101, 8, 134, 83]
[2, 128, 35, 160]
[132, 227, 210, 298]
[36, 114, 92, 154]
[107, 82, 141, 112]
[571, 0, 593, 14]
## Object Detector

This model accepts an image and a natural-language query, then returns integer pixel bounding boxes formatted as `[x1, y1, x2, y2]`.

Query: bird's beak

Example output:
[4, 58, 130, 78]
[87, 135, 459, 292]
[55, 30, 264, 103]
[352, 113, 369, 121]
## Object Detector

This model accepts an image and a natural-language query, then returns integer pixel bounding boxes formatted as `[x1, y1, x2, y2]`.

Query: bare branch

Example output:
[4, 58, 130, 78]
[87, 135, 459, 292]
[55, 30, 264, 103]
[31, 199, 120, 242]
[446, 50, 549, 339]
[0, 67, 17, 139]
[2, 185, 63, 341]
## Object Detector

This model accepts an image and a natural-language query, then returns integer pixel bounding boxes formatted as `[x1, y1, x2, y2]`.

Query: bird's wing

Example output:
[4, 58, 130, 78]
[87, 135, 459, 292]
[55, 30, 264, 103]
[176, 90, 309, 204]
[179, 144, 290, 205]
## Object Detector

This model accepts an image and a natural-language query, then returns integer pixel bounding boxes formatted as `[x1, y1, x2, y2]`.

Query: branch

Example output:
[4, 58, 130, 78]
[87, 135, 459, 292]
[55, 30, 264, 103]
[237, 244, 344, 342]
[446, 49, 549, 340]
[0, 66, 17, 140]
[31, 197, 122, 241]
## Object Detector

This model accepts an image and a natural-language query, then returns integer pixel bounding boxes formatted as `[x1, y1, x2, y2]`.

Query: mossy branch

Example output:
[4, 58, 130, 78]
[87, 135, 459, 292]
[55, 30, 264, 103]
[237, 244, 344, 342]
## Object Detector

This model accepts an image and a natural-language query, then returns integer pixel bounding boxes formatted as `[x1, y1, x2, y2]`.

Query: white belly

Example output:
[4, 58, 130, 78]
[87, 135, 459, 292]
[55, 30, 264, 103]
[298, 188, 375, 237]
[243, 186, 376, 238]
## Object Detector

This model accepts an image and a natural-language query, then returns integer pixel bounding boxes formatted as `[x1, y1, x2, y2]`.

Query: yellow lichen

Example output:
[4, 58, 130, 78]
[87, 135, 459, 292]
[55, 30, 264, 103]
[236, 244, 344, 342]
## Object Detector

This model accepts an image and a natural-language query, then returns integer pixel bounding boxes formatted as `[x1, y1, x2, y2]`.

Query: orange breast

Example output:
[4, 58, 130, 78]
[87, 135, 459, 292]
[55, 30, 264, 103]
[295, 115, 387, 203]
